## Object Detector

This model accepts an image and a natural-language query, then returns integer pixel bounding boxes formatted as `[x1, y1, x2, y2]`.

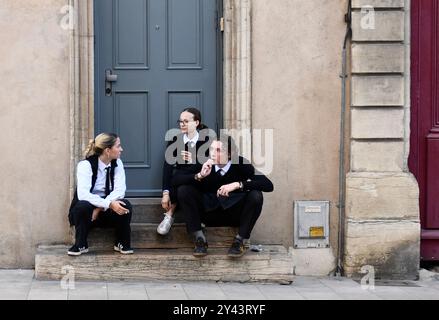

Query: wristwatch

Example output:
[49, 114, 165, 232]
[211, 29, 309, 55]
[194, 173, 202, 181]
[239, 181, 244, 191]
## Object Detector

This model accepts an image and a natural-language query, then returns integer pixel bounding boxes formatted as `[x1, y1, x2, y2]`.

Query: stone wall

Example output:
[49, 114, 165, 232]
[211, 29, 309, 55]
[251, 0, 348, 275]
[0, 0, 71, 267]
[344, 0, 420, 279]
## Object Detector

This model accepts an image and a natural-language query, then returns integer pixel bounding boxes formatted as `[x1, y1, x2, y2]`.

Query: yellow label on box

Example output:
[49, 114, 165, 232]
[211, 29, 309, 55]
[309, 227, 324, 238]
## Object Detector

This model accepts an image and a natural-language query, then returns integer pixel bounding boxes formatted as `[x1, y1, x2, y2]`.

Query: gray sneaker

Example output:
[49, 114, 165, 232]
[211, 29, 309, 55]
[157, 212, 175, 235]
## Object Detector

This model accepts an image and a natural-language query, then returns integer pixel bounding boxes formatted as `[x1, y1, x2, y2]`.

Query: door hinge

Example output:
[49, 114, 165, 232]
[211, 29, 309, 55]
[219, 17, 224, 32]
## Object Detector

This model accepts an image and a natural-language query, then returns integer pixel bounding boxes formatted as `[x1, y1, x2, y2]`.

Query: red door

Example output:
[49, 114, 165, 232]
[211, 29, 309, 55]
[410, 0, 439, 261]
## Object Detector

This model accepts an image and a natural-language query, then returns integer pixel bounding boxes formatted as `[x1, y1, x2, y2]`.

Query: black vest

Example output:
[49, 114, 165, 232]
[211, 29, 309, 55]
[68, 155, 118, 226]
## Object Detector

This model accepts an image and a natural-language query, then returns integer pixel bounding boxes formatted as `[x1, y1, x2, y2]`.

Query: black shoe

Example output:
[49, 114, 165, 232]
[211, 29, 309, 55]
[67, 245, 89, 256]
[227, 237, 246, 258]
[114, 243, 134, 254]
[193, 237, 208, 257]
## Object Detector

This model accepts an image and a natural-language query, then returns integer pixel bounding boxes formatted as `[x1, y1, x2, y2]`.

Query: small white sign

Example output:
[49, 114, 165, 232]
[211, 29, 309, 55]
[305, 206, 321, 213]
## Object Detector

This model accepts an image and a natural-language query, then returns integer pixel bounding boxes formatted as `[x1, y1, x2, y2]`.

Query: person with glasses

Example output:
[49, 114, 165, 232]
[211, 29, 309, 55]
[158, 108, 210, 235]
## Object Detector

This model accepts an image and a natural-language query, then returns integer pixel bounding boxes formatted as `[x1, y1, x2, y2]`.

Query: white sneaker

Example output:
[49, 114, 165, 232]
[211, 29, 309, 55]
[157, 212, 175, 235]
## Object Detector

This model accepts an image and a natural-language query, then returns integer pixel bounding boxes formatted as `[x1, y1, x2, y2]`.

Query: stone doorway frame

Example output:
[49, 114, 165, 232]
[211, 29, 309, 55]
[69, 0, 252, 194]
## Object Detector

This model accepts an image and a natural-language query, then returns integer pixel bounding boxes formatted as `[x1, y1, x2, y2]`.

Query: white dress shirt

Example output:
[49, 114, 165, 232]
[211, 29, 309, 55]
[183, 132, 199, 148]
[215, 161, 232, 176]
[76, 158, 126, 210]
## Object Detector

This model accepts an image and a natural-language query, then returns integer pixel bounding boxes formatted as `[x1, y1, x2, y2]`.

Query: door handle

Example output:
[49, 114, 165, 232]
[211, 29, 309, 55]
[105, 69, 118, 96]
[106, 69, 118, 82]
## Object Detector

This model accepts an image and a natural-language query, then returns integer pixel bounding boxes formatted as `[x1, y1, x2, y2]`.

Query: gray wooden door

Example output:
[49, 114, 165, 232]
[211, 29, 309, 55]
[95, 0, 220, 197]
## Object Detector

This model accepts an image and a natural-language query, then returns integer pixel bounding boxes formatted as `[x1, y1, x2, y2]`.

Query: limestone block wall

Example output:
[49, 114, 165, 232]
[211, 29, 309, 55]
[344, 0, 420, 279]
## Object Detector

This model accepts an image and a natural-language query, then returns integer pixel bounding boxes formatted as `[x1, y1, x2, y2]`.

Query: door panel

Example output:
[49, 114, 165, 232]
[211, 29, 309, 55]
[410, 0, 439, 229]
[167, 0, 203, 69]
[410, 0, 439, 260]
[95, 0, 219, 197]
[426, 135, 439, 228]
[114, 0, 149, 69]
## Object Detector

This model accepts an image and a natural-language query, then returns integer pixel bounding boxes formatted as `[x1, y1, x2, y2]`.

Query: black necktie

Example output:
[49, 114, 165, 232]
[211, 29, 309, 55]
[105, 167, 111, 196]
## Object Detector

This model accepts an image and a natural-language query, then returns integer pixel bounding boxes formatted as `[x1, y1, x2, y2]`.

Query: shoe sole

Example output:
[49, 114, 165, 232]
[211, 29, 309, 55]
[67, 252, 81, 256]
[67, 249, 89, 256]
[227, 252, 245, 258]
[193, 252, 208, 257]
[114, 246, 133, 254]
[156, 228, 170, 236]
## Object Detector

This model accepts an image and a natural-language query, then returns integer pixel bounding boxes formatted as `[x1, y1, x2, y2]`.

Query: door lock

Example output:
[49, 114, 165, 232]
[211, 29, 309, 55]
[105, 69, 118, 96]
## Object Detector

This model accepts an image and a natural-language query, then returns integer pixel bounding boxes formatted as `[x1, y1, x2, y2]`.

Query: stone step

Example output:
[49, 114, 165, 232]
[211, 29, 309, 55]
[35, 245, 294, 283]
[129, 198, 185, 224]
[87, 224, 237, 249]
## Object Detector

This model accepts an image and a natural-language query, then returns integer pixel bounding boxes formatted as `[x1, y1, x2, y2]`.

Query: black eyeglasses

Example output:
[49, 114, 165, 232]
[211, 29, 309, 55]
[177, 119, 194, 125]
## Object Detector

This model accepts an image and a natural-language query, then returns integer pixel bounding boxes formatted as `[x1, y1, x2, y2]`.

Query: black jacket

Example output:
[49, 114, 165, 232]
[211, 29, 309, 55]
[162, 133, 210, 191]
[172, 156, 274, 210]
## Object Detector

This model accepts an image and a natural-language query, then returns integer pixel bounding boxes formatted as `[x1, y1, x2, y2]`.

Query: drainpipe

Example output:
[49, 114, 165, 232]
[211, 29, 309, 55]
[335, 0, 352, 278]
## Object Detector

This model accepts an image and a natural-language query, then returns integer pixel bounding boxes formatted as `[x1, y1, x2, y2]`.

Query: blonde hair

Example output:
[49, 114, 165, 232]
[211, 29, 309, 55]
[84, 133, 119, 158]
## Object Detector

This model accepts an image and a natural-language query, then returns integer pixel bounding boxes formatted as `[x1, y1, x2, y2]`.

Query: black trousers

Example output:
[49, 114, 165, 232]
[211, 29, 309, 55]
[177, 185, 264, 239]
[168, 186, 178, 204]
[70, 200, 132, 248]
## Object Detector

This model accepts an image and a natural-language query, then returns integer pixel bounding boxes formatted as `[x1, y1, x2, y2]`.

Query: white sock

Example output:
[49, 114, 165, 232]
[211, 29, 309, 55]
[193, 230, 206, 242]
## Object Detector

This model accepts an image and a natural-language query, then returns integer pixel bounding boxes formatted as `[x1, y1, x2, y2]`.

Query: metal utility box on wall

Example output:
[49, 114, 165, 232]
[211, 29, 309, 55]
[294, 201, 330, 249]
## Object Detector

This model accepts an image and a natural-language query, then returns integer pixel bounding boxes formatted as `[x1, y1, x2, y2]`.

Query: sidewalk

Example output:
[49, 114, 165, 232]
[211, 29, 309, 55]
[1, 270, 439, 300]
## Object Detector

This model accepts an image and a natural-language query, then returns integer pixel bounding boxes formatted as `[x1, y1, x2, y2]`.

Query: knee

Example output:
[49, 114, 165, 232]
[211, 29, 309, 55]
[115, 210, 132, 223]
[120, 199, 132, 211]
[177, 185, 196, 201]
[72, 201, 95, 214]
[247, 190, 263, 206]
